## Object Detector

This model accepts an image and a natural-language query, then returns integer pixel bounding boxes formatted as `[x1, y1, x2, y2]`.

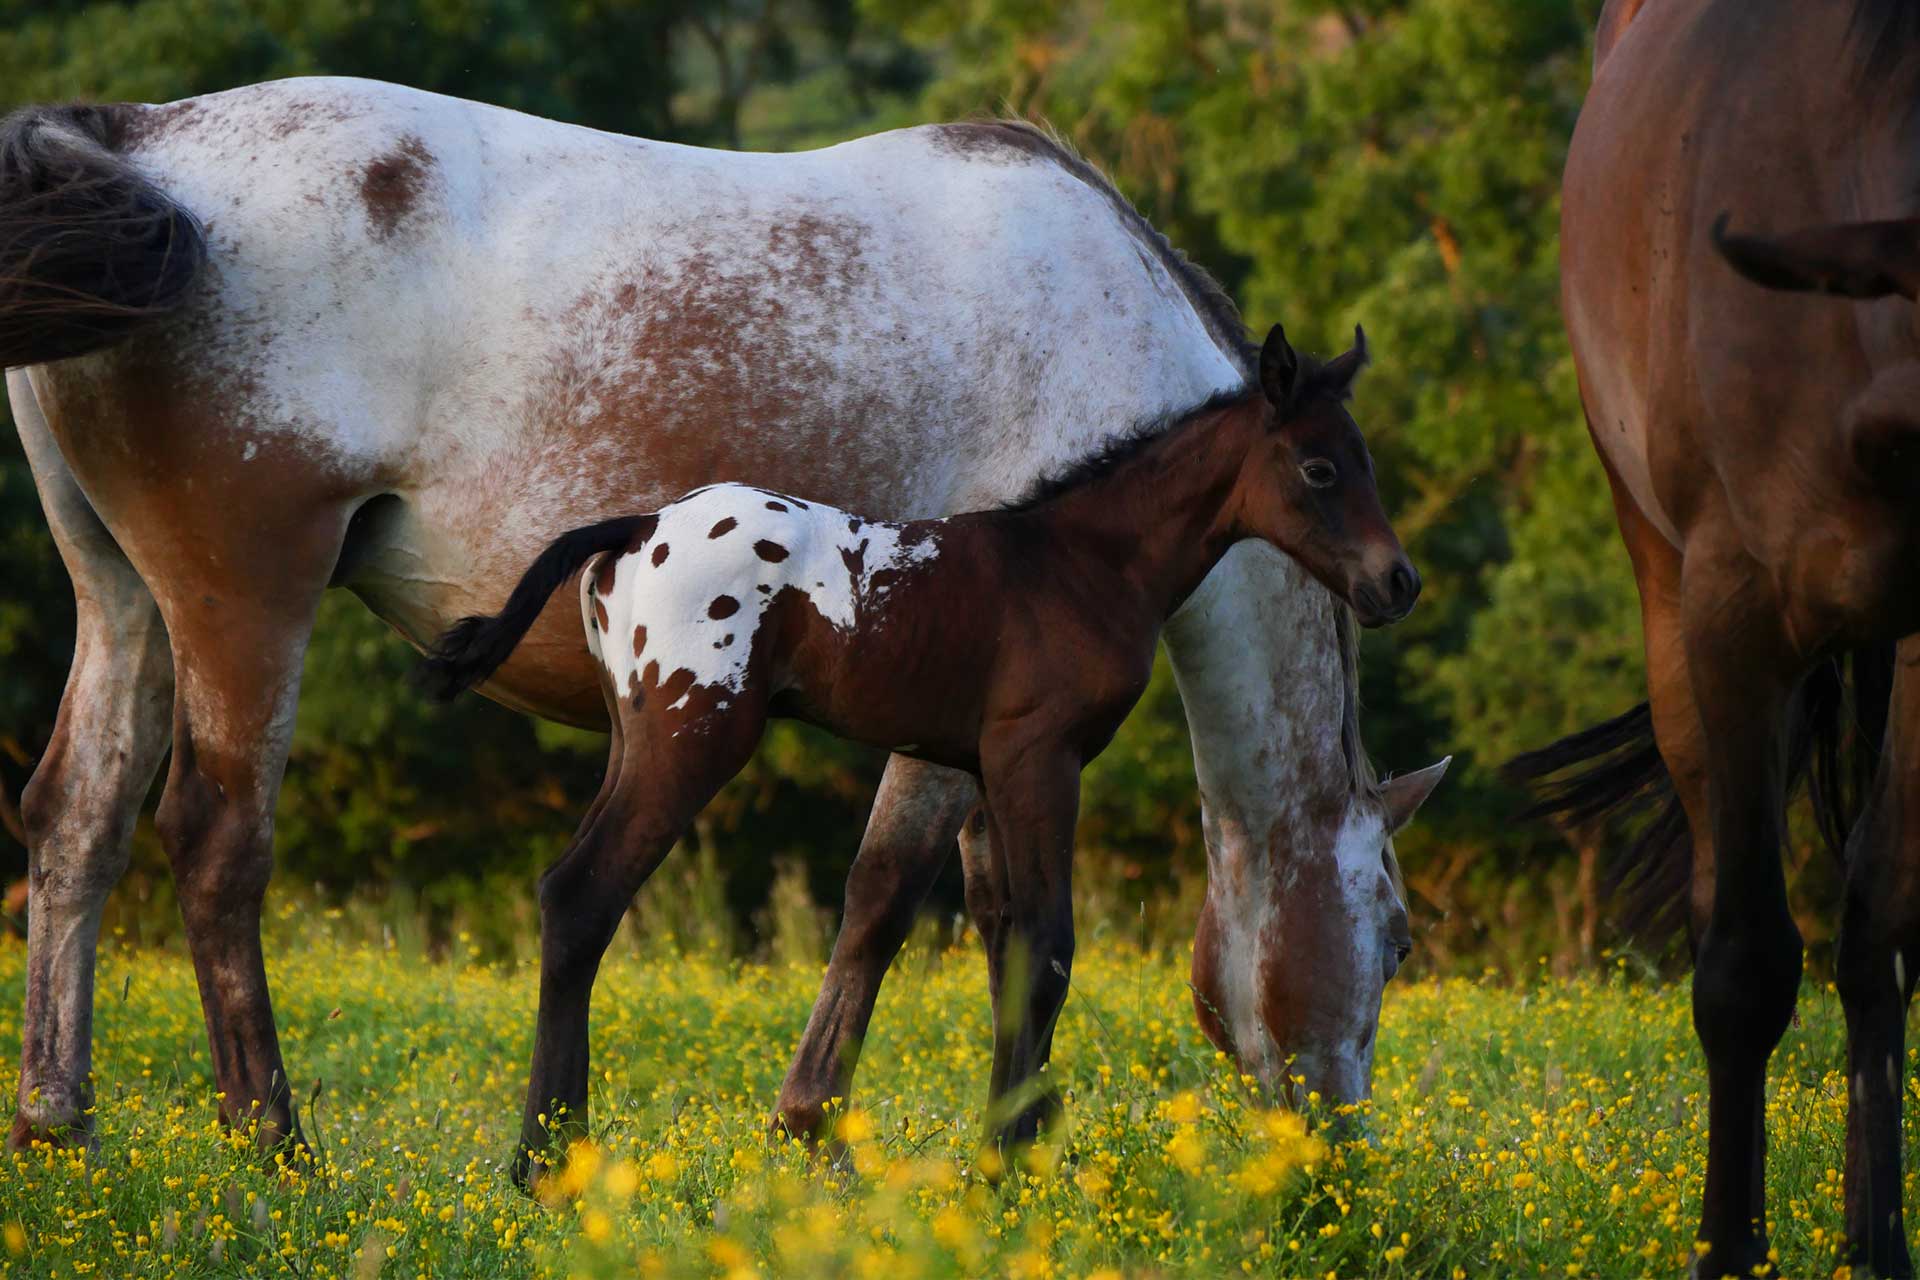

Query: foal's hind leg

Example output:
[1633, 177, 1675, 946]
[515, 693, 767, 1185]
[1838, 640, 1920, 1279]
[773, 755, 975, 1143]
[7, 372, 173, 1148]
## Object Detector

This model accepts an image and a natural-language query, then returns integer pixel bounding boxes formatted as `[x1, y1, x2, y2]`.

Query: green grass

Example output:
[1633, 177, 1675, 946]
[0, 927, 1898, 1278]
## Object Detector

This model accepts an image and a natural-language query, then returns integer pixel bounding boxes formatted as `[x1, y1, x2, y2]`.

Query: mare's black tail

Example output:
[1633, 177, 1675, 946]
[1505, 646, 1894, 949]
[0, 103, 206, 366]
[418, 517, 648, 701]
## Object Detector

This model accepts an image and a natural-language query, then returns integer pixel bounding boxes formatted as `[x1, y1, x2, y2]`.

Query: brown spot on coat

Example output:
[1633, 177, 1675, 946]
[709, 517, 737, 538]
[652, 543, 670, 567]
[765, 501, 788, 513]
[360, 135, 434, 241]
[754, 539, 789, 562]
[658, 666, 696, 706]
[632, 625, 647, 657]
[592, 598, 609, 632]
[708, 595, 739, 619]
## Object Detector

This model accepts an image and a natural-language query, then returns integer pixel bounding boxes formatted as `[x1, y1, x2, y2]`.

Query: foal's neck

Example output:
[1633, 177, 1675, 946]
[1026, 394, 1262, 618]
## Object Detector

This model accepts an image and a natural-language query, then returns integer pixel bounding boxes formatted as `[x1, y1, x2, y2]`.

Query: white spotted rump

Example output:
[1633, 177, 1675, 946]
[583, 485, 939, 714]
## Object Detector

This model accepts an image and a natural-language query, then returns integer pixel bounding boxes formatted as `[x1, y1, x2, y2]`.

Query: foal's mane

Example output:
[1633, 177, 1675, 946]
[1001, 356, 1357, 514]
[997, 386, 1250, 513]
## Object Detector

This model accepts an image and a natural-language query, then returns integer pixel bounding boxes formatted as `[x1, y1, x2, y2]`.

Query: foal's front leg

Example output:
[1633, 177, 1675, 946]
[774, 756, 976, 1142]
[515, 697, 765, 1188]
[977, 743, 1080, 1153]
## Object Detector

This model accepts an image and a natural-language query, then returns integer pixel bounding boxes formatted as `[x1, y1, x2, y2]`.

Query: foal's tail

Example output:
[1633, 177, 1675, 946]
[0, 103, 206, 367]
[418, 517, 649, 702]
[1505, 646, 1893, 950]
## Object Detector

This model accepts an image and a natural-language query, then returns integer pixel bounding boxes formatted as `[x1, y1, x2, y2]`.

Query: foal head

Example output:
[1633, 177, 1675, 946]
[1236, 324, 1419, 627]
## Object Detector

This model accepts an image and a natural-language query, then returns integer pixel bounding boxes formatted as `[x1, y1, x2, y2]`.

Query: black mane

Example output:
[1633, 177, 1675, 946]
[1853, 0, 1920, 83]
[1000, 352, 1355, 513]
[1000, 387, 1250, 513]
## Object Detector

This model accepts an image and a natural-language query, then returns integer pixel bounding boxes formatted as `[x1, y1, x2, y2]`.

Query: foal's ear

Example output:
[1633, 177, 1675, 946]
[1320, 324, 1371, 395]
[1382, 755, 1450, 834]
[1713, 212, 1920, 300]
[1259, 323, 1299, 408]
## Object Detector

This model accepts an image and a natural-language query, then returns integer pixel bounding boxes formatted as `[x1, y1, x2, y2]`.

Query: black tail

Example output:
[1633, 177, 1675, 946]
[1506, 646, 1894, 950]
[418, 517, 649, 702]
[0, 103, 206, 367]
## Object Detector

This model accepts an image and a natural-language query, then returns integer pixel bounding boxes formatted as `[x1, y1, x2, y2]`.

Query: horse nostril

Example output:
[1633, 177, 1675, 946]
[1389, 563, 1420, 610]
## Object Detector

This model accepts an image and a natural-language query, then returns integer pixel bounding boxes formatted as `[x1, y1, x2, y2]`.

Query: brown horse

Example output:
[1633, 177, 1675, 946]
[421, 324, 1419, 1175]
[1517, 1, 1920, 1273]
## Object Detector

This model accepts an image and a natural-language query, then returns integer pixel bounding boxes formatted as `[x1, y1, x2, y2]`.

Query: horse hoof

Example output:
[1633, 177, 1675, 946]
[769, 1103, 827, 1146]
[6, 1108, 90, 1153]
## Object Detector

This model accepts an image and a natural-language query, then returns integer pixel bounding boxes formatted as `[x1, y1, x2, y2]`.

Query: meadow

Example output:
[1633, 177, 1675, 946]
[0, 908, 1889, 1280]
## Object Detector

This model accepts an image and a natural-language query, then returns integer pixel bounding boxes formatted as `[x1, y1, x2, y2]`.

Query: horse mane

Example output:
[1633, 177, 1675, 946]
[1334, 603, 1382, 802]
[1852, 0, 1920, 84]
[1000, 352, 1355, 513]
[977, 118, 1257, 376]
[998, 386, 1251, 512]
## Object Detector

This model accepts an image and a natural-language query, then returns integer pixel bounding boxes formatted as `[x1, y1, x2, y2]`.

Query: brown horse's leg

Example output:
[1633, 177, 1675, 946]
[514, 695, 765, 1187]
[1679, 528, 1803, 1278]
[976, 743, 1078, 1153]
[147, 510, 349, 1150]
[7, 372, 173, 1148]
[1839, 640, 1920, 1279]
[772, 755, 974, 1143]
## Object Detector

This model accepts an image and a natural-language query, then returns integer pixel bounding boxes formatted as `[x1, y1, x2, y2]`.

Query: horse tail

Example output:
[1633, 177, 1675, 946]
[0, 103, 207, 367]
[1505, 645, 1893, 950]
[418, 516, 649, 702]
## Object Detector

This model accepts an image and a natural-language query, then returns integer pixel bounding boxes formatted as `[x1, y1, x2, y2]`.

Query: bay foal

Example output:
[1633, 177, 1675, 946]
[423, 323, 1416, 1175]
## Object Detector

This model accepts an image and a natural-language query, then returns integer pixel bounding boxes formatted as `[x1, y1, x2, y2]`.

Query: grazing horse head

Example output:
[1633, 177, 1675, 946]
[1237, 324, 1421, 627]
[1189, 694, 1450, 1111]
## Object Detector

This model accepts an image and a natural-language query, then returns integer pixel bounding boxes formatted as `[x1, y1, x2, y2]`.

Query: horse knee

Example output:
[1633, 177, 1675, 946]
[155, 769, 274, 916]
[1693, 918, 1801, 1060]
[20, 764, 132, 909]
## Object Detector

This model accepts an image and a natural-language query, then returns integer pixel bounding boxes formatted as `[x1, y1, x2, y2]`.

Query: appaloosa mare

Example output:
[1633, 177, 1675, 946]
[1515, 1, 1920, 1273]
[0, 77, 1443, 1156]
[422, 325, 1422, 1173]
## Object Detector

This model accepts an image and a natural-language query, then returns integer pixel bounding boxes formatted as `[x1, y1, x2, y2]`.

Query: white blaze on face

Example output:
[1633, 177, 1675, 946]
[584, 484, 938, 714]
[1208, 796, 1393, 1099]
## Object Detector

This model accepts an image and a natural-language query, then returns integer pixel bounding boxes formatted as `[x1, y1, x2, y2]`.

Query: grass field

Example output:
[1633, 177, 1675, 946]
[0, 921, 1894, 1279]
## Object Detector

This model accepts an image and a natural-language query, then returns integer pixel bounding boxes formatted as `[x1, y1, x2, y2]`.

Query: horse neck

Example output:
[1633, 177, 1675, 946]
[1026, 398, 1262, 617]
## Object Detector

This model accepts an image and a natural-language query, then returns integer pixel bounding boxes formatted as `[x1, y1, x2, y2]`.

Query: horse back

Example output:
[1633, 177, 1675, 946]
[31, 77, 1244, 726]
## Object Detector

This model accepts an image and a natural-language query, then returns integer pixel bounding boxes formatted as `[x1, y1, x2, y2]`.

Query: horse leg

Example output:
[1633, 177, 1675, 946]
[515, 695, 766, 1185]
[7, 371, 173, 1148]
[1679, 530, 1803, 1277]
[976, 742, 1078, 1151]
[145, 504, 357, 1149]
[1839, 639, 1920, 1278]
[772, 755, 975, 1142]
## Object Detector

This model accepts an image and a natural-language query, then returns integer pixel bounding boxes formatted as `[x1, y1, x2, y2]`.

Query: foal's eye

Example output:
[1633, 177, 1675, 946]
[1300, 460, 1338, 489]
